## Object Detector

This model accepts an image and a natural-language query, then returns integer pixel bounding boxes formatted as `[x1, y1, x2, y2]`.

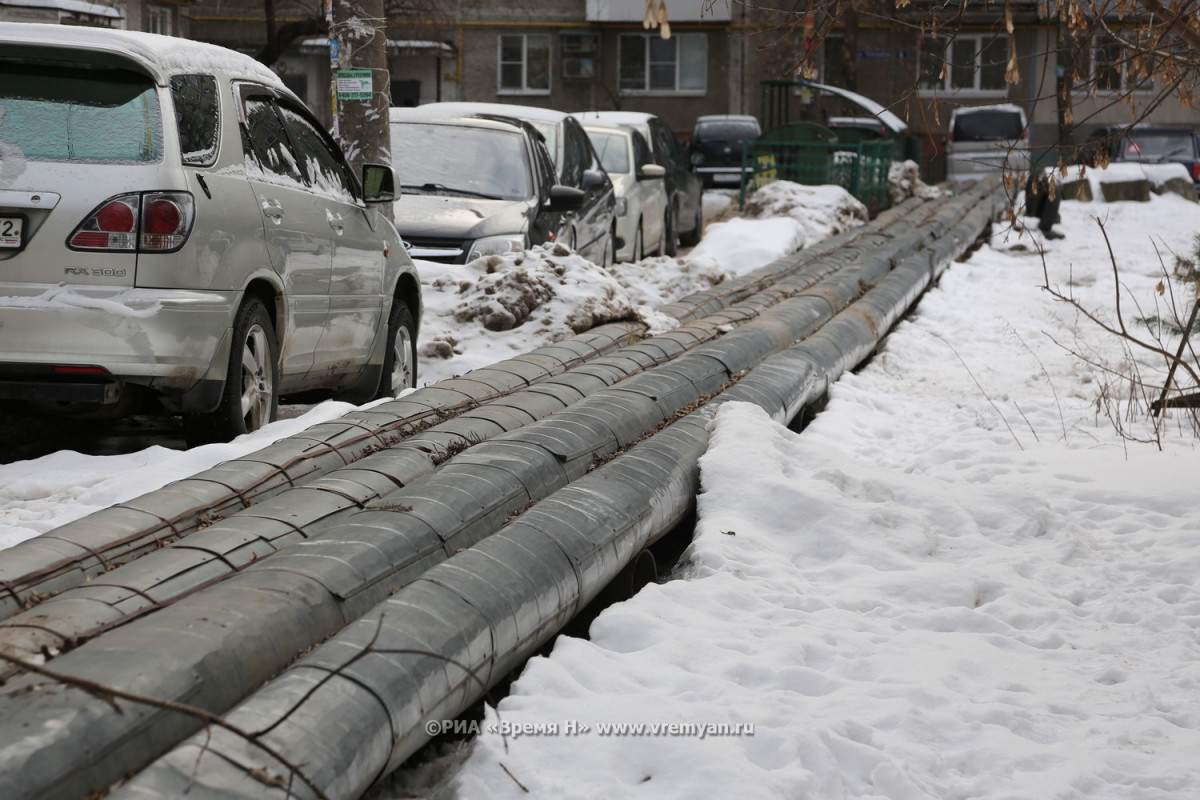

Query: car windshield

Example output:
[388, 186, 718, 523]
[586, 130, 630, 175]
[695, 121, 759, 142]
[390, 122, 532, 201]
[1124, 132, 1197, 160]
[953, 110, 1024, 142]
[0, 63, 163, 163]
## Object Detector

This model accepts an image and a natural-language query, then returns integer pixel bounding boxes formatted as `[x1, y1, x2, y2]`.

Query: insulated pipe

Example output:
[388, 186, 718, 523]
[111, 182, 1005, 799]
[0, 187, 1007, 800]
[0, 202, 936, 679]
[0, 196, 931, 623]
[0, 193, 952, 674]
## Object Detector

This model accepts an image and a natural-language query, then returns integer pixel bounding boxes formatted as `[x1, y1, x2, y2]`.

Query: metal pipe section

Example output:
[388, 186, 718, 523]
[0, 197, 928, 623]
[0, 324, 644, 621]
[0, 198, 941, 680]
[110, 180, 1005, 800]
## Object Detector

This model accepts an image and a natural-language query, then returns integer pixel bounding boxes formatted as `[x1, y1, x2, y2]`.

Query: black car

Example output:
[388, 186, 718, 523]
[400, 102, 617, 267]
[1079, 123, 1200, 190]
[574, 111, 704, 254]
[388, 110, 584, 264]
[687, 114, 762, 189]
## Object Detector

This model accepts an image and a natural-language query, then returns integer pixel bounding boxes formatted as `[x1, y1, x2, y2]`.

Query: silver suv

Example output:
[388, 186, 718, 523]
[0, 23, 422, 444]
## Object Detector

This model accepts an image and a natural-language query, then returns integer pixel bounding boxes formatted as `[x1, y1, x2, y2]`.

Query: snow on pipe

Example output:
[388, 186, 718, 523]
[0, 188, 1006, 800]
[0, 196, 934, 624]
[0, 197, 948, 674]
[105, 182, 1008, 800]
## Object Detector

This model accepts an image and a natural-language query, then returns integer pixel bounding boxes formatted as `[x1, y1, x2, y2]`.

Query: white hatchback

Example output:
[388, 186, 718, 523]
[583, 124, 668, 262]
[0, 23, 422, 445]
[946, 103, 1031, 183]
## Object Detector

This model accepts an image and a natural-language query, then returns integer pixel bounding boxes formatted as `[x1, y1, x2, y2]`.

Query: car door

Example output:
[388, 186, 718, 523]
[237, 85, 332, 382]
[273, 100, 385, 381]
[632, 129, 667, 251]
[563, 117, 614, 262]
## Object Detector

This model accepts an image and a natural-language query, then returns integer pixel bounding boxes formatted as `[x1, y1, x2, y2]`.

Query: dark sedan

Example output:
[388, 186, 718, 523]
[388, 110, 583, 264]
[1079, 123, 1200, 190]
[396, 102, 617, 267]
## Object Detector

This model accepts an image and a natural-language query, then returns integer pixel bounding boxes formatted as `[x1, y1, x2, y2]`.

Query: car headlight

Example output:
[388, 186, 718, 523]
[614, 197, 628, 216]
[466, 234, 526, 262]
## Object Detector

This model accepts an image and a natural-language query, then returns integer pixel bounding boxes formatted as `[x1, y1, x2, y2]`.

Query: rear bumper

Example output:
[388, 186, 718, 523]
[0, 283, 237, 409]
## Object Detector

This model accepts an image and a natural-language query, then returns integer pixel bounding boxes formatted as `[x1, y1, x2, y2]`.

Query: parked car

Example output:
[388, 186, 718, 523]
[0, 23, 422, 445]
[583, 124, 668, 262]
[945, 103, 1031, 183]
[574, 110, 704, 254]
[687, 114, 761, 189]
[827, 116, 892, 140]
[388, 109, 584, 264]
[1078, 123, 1200, 190]
[397, 102, 616, 267]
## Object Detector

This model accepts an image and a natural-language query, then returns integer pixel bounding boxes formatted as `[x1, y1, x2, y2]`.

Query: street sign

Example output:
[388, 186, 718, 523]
[336, 69, 373, 100]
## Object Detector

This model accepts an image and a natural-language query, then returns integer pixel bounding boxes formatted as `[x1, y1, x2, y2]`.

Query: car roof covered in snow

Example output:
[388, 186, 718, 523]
[0, 22, 286, 89]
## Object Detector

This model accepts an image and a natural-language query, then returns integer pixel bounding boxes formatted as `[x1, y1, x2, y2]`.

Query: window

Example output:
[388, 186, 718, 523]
[147, 6, 172, 35]
[821, 34, 848, 88]
[242, 96, 303, 183]
[170, 75, 219, 166]
[918, 34, 1008, 93]
[0, 64, 163, 163]
[277, 103, 358, 202]
[618, 33, 706, 93]
[498, 34, 550, 94]
[1072, 33, 1155, 93]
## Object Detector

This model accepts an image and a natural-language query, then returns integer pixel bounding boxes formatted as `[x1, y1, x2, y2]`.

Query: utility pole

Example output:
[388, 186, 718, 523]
[330, 0, 392, 215]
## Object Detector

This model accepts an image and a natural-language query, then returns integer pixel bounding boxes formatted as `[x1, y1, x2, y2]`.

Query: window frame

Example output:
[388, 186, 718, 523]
[1071, 32, 1156, 95]
[497, 33, 552, 96]
[917, 32, 1010, 97]
[617, 32, 708, 95]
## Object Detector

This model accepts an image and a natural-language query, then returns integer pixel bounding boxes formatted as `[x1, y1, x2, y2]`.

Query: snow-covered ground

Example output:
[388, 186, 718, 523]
[5, 170, 1200, 800]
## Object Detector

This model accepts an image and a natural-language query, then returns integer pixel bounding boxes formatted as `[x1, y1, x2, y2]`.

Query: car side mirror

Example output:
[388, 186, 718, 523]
[361, 164, 396, 204]
[581, 168, 608, 191]
[638, 163, 666, 180]
[547, 184, 586, 211]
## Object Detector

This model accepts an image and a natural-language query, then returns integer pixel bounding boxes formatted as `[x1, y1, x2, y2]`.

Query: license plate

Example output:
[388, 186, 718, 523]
[0, 215, 24, 249]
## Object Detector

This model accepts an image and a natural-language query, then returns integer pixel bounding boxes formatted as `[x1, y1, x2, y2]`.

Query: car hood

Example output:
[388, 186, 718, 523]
[391, 194, 534, 240]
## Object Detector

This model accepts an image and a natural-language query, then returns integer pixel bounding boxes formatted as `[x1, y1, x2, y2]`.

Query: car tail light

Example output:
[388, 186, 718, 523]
[1192, 163, 1200, 182]
[69, 192, 194, 253]
[140, 194, 192, 251]
[69, 196, 138, 250]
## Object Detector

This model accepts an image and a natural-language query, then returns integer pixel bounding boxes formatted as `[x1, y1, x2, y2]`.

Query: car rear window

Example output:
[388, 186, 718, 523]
[0, 64, 163, 163]
[952, 110, 1024, 142]
[1124, 131, 1198, 160]
[694, 121, 760, 142]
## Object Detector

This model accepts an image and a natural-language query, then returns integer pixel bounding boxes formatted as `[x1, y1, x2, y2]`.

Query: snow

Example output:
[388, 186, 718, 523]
[6, 175, 1200, 799]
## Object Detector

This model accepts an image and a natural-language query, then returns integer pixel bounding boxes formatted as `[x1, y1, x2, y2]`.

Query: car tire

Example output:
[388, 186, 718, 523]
[183, 295, 278, 447]
[679, 199, 703, 247]
[661, 205, 678, 257]
[631, 222, 643, 262]
[375, 301, 418, 399]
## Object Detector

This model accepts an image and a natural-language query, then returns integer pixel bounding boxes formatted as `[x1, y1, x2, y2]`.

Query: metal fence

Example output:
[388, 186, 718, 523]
[739, 139, 895, 213]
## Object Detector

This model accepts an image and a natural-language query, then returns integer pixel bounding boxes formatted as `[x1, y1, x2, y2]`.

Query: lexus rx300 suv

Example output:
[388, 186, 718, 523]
[0, 23, 422, 445]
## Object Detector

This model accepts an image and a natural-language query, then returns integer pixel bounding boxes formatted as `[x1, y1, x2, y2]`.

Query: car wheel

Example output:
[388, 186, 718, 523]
[631, 222, 644, 262]
[376, 301, 418, 399]
[183, 295, 278, 446]
[679, 199, 703, 247]
[661, 205, 678, 257]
